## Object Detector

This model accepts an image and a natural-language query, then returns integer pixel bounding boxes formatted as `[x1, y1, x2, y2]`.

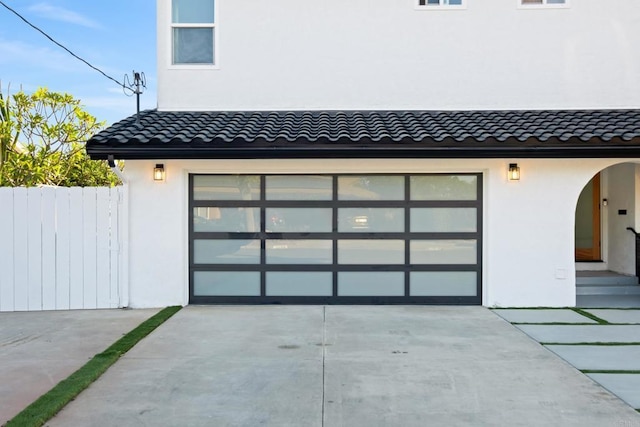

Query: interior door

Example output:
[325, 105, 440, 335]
[575, 173, 601, 261]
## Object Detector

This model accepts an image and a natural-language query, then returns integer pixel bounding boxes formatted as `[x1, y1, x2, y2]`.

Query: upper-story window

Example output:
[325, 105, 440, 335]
[416, 0, 465, 9]
[520, 0, 568, 7]
[172, 0, 215, 65]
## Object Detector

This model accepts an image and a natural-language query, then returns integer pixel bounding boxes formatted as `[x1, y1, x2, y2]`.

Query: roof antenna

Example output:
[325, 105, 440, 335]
[124, 71, 146, 126]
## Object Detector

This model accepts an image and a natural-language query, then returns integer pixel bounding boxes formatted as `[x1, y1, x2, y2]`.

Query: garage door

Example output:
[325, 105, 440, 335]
[189, 174, 482, 304]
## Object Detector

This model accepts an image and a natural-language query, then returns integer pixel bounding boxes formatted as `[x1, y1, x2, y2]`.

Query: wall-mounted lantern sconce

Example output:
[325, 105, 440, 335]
[508, 163, 521, 181]
[153, 164, 165, 182]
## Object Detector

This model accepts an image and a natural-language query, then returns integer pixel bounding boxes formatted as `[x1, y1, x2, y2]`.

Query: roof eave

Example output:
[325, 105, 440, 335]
[86, 145, 640, 160]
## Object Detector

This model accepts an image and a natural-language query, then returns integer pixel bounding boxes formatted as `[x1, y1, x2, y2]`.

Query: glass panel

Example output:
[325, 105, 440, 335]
[521, 0, 543, 3]
[266, 208, 332, 233]
[172, 0, 215, 23]
[338, 272, 404, 296]
[193, 271, 260, 296]
[411, 208, 476, 233]
[410, 272, 477, 296]
[338, 240, 404, 264]
[193, 240, 260, 264]
[266, 176, 332, 200]
[266, 272, 333, 296]
[447, 0, 462, 4]
[266, 240, 332, 264]
[410, 175, 477, 200]
[173, 28, 214, 65]
[194, 208, 259, 232]
[547, 0, 564, 3]
[338, 176, 404, 201]
[410, 240, 476, 264]
[193, 176, 260, 201]
[575, 179, 594, 249]
[338, 208, 404, 233]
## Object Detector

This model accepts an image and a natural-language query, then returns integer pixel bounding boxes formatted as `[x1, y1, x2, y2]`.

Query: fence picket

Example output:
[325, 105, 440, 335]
[109, 187, 121, 308]
[55, 188, 71, 310]
[69, 188, 85, 309]
[27, 189, 43, 310]
[0, 188, 15, 312]
[96, 187, 111, 308]
[82, 188, 98, 309]
[41, 188, 57, 310]
[13, 188, 29, 311]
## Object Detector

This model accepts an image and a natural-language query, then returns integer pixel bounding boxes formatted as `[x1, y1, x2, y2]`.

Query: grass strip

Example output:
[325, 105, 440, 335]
[511, 322, 600, 326]
[541, 342, 640, 346]
[571, 308, 609, 324]
[581, 369, 640, 374]
[5, 306, 182, 427]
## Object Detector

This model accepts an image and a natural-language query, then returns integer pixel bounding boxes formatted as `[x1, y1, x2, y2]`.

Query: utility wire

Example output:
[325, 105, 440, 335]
[0, 0, 132, 93]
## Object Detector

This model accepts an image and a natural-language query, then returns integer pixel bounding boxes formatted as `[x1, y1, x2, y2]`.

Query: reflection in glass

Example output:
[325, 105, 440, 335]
[172, 0, 215, 23]
[193, 240, 260, 264]
[410, 240, 476, 264]
[338, 176, 404, 200]
[338, 272, 404, 296]
[338, 208, 404, 233]
[193, 271, 260, 296]
[194, 208, 259, 232]
[266, 240, 332, 264]
[266, 272, 333, 296]
[193, 175, 260, 200]
[410, 272, 477, 296]
[173, 28, 214, 64]
[410, 175, 477, 200]
[338, 240, 404, 264]
[265, 208, 332, 233]
[411, 208, 476, 233]
[266, 176, 332, 200]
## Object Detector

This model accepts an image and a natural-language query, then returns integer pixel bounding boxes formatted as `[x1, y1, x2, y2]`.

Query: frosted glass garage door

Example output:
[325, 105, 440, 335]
[190, 174, 481, 304]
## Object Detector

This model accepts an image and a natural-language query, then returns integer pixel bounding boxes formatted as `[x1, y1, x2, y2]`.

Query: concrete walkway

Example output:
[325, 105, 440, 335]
[0, 309, 159, 425]
[495, 308, 640, 415]
[45, 306, 640, 427]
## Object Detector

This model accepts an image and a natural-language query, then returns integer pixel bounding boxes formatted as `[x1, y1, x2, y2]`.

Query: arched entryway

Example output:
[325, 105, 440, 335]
[575, 163, 640, 307]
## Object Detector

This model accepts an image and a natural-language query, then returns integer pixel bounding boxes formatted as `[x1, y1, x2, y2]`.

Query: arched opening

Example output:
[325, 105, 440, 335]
[575, 163, 640, 307]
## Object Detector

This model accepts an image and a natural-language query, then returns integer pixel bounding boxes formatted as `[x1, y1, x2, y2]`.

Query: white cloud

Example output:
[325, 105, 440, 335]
[28, 3, 102, 29]
[0, 38, 78, 72]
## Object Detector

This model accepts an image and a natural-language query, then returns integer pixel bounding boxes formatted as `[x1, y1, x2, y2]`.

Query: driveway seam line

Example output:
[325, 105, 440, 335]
[322, 305, 326, 427]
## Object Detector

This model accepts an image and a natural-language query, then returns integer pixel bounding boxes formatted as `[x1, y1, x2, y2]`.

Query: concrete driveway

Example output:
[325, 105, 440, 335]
[44, 306, 640, 427]
[0, 309, 160, 425]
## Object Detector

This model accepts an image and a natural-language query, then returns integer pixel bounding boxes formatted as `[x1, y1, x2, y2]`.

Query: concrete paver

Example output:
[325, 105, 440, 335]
[578, 295, 640, 308]
[493, 309, 596, 324]
[585, 309, 640, 324]
[47, 306, 640, 427]
[545, 345, 640, 371]
[515, 324, 640, 343]
[587, 374, 640, 409]
[0, 309, 160, 425]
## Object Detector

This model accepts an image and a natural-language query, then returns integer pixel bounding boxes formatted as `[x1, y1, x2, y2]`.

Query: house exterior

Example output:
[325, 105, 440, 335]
[87, 0, 640, 308]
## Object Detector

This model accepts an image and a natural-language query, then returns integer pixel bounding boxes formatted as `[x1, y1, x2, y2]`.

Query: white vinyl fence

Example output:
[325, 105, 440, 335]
[0, 186, 127, 312]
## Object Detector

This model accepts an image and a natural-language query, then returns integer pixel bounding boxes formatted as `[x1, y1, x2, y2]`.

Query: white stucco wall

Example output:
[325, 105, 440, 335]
[157, 0, 640, 111]
[122, 158, 635, 308]
[606, 163, 639, 275]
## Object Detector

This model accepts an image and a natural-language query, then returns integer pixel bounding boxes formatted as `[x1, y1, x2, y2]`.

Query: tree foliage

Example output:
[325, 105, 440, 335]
[0, 86, 121, 187]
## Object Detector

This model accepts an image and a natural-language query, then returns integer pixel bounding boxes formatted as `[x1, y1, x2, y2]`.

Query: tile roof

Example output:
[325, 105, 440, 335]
[87, 109, 640, 159]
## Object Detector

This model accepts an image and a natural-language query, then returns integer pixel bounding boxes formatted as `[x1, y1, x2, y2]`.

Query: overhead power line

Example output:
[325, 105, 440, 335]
[0, 0, 132, 93]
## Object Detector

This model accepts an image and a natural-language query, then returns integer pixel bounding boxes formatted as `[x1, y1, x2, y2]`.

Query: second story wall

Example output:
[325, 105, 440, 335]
[157, 0, 640, 111]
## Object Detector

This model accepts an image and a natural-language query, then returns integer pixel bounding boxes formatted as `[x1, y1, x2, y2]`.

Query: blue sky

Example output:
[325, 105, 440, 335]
[0, 0, 156, 125]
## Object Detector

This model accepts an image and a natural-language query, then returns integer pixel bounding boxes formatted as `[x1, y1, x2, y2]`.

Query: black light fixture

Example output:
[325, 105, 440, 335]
[508, 163, 521, 181]
[153, 164, 165, 182]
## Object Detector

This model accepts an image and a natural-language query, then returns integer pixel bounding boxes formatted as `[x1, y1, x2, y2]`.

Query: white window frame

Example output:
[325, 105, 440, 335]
[518, 0, 569, 9]
[415, 0, 467, 11]
[169, 0, 219, 69]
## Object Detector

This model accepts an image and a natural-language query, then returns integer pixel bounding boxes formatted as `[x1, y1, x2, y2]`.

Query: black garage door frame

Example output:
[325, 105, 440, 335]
[189, 173, 482, 305]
